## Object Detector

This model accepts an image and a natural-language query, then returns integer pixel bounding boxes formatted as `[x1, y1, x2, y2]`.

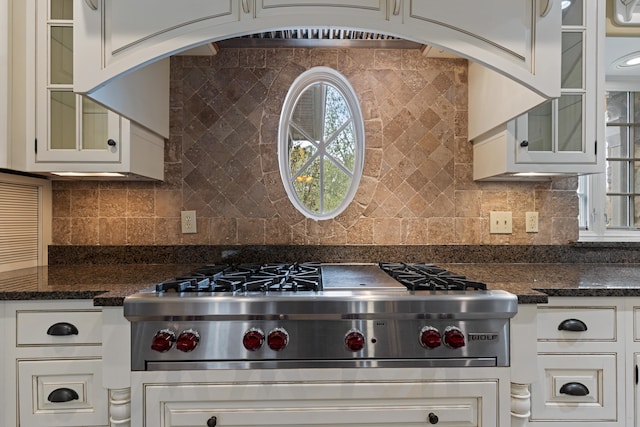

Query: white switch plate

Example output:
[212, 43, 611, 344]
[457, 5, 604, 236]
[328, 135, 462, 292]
[526, 211, 539, 233]
[489, 211, 512, 234]
[181, 210, 197, 234]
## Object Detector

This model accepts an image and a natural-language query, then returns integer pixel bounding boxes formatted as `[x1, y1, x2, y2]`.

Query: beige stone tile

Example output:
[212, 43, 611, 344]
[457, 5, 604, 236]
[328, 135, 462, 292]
[127, 189, 155, 217]
[155, 190, 183, 218]
[99, 189, 127, 217]
[373, 218, 402, 244]
[402, 218, 429, 244]
[126, 218, 155, 245]
[70, 189, 99, 218]
[99, 217, 127, 245]
[70, 217, 99, 245]
[51, 218, 71, 245]
[237, 218, 265, 245]
[428, 218, 455, 244]
[455, 190, 481, 217]
[155, 218, 182, 245]
[455, 217, 482, 244]
[52, 189, 70, 218]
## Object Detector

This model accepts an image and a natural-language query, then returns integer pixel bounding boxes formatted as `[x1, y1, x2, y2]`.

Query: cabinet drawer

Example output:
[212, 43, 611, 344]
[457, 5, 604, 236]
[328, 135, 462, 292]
[537, 306, 616, 342]
[530, 353, 617, 422]
[18, 358, 108, 427]
[145, 381, 496, 427]
[16, 309, 102, 346]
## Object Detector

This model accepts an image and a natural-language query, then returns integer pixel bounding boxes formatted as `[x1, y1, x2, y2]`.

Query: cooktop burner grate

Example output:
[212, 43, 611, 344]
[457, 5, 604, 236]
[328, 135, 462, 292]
[155, 262, 323, 293]
[378, 262, 487, 291]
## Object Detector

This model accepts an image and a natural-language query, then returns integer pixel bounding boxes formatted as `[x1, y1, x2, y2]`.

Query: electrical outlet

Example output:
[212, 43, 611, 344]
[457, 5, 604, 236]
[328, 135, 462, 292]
[489, 211, 512, 234]
[181, 210, 197, 234]
[526, 211, 539, 233]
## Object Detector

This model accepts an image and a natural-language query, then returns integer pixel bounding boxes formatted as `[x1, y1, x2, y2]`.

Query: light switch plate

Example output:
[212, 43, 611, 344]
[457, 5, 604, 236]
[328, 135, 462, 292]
[181, 210, 197, 234]
[489, 211, 512, 234]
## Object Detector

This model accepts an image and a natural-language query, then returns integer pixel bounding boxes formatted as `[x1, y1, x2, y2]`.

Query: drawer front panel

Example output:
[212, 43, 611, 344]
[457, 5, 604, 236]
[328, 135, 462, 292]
[18, 358, 108, 427]
[531, 353, 617, 421]
[537, 306, 616, 342]
[16, 310, 102, 346]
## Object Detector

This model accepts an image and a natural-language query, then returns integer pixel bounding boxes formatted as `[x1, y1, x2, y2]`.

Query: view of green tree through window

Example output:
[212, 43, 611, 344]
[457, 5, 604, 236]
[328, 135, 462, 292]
[279, 67, 364, 220]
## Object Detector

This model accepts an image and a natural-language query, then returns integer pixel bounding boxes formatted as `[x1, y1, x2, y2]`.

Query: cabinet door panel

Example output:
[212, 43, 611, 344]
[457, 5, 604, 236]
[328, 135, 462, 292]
[531, 353, 617, 421]
[146, 381, 495, 427]
[106, 0, 237, 57]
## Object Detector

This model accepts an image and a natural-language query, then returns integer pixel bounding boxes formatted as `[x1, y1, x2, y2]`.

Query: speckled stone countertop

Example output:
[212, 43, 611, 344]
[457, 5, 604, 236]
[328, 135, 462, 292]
[4, 262, 640, 306]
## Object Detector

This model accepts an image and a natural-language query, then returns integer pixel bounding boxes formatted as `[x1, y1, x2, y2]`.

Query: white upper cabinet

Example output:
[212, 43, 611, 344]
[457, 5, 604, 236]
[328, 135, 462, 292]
[473, 0, 604, 180]
[8, 0, 164, 180]
[74, 0, 561, 138]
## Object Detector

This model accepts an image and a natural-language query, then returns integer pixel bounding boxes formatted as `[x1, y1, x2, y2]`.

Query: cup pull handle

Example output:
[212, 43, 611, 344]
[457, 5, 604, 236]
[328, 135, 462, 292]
[560, 382, 589, 396]
[558, 318, 587, 332]
[47, 322, 79, 336]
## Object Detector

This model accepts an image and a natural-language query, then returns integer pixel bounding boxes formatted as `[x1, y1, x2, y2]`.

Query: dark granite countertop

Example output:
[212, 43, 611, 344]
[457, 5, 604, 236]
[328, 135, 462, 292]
[4, 263, 640, 306]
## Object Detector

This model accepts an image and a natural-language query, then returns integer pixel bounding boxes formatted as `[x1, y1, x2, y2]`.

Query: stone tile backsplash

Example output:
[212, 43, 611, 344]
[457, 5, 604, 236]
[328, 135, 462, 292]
[51, 47, 578, 246]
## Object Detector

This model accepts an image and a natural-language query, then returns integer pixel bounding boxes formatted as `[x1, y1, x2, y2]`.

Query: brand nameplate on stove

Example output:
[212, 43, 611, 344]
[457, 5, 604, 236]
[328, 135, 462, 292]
[468, 333, 499, 341]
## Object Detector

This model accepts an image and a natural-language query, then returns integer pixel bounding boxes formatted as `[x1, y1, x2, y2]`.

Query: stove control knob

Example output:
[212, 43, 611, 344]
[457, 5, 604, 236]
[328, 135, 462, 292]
[419, 326, 442, 349]
[243, 328, 265, 351]
[151, 329, 176, 352]
[444, 326, 465, 349]
[267, 328, 289, 351]
[344, 330, 366, 352]
[176, 329, 200, 352]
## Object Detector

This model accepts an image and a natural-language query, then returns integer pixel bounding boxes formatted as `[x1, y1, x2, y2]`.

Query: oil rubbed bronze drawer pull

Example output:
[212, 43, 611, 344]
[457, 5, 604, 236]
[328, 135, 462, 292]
[559, 382, 589, 396]
[558, 318, 587, 332]
[48, 387, 79, 403]
[46, 322, 79, 336]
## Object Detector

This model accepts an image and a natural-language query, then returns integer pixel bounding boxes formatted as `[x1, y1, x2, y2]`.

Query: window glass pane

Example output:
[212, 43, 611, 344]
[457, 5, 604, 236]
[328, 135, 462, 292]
[526, 101, 552, 152]
[558, 94, 583, 151]
[634, 196, 640, 228]
[50, 91, 76, 149]
[634, 161, 640, 193]
[327, 125, 356, 172]
[323, 85, 350, 139]
[50, 26, 73, 84]
[293, 157, 321, 213]
[292, 84, 322, 142]
[635, 93, 640, 123]
[606, 92, 628, 123]
[50, 0, 73, 20]
[607, 160, 628, 193]
[81, 97, 109, 150]
[562, 0, 583, 26]
[606, 195, 629, 228]
[561, 32, 583, 89]
[323, 160, 350, 212]
[607, 126, 629, 158]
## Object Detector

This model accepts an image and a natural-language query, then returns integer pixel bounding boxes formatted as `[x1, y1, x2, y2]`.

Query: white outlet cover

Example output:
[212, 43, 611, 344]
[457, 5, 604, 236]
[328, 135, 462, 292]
[181, 210, 197, 234]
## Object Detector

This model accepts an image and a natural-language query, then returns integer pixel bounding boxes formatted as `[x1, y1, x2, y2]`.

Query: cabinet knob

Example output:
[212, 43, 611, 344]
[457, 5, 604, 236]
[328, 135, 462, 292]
[107, 139, 117, 147]
[46, 322, 79, 336]
[559, 382, 589, 396]
[48, 387, 79, 403]
[206, 415, 217, 426]
[428, 412, 439, 424]
[557, 318, 587, 332]
[519, 140, 529, 147]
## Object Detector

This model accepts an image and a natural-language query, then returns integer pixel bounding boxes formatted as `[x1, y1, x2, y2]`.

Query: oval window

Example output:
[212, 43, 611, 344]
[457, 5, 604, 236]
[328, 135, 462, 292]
[278, 67, 365, 220]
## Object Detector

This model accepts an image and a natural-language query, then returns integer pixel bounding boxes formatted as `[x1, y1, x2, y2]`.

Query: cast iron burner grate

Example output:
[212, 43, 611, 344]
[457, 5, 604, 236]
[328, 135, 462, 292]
[155, 262, 322, 293]
[379, 262, 487, 291]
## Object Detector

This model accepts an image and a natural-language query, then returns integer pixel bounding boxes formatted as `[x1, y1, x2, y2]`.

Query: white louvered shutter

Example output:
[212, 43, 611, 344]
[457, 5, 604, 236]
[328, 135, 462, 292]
[0, 181, 40, 271]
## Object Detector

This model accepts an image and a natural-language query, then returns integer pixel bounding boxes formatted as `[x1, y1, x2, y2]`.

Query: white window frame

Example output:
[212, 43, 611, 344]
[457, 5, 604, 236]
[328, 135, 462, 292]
[278, 67, 365, 221]
[579, 80, 640, 242]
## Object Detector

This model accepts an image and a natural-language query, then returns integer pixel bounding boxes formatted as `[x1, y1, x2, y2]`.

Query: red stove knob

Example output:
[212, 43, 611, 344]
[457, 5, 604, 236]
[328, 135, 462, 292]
[444, 326, 465, 349]
[176, 329, 200, 352]
[344, 330, 366, 352]
[420, 326, 442, 349]
[243, 328, 265, 351]
[151, 329, 175, 352]
[267, 328, 289, 351]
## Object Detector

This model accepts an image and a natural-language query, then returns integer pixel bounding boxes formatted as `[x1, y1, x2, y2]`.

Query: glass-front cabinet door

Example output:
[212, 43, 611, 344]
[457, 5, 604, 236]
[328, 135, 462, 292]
[514, 0, 597, 165]
[36, 0, 120, 163]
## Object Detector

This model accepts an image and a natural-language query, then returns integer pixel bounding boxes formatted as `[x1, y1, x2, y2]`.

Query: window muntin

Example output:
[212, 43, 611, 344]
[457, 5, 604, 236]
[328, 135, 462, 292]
[279, 67, 364, 220]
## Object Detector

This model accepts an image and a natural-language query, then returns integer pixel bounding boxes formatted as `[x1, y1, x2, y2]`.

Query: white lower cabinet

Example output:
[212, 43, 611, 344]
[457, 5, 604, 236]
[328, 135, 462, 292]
[530, 298, 626, 427]
[1, 300, 108, 427]
[136, 370, 506, 427]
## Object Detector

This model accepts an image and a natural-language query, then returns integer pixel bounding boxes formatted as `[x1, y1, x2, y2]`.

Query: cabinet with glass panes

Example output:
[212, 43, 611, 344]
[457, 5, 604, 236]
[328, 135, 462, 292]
[10, 0, 164, 179]
[472, 0, 604, 180]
